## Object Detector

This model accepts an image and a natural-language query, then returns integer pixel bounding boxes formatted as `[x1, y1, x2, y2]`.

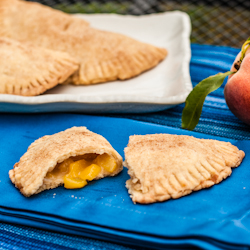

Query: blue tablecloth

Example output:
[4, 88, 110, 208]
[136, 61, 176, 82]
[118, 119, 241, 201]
[1, 44, 249, 250]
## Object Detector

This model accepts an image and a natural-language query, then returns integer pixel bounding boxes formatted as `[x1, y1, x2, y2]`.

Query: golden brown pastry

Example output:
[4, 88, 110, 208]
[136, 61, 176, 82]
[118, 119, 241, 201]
[124, 134, 245, 204]
[0, 37, 79, 96]
[0, 0, 89, 35]
[0, 0, 167, 85]
[9, 127, 123, 197]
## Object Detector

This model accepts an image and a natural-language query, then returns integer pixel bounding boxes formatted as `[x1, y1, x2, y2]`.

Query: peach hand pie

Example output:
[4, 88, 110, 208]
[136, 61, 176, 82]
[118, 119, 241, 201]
[124, 134, 245, 204]
[0, 37, 78, 96]
[0, 0, 167, 85]
[9, 127, 123, 197]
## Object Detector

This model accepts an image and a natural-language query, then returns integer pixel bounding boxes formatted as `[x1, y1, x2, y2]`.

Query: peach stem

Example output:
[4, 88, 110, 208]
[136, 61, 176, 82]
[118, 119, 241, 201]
[240, 39, 250, 62]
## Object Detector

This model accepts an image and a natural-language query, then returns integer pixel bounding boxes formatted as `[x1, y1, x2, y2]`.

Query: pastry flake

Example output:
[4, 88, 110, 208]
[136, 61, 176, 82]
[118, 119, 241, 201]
[0, 0, 167, 85]
[124, 134, 245, 204]
[0, 37, 79, 96]
[9, 127, 123, 196]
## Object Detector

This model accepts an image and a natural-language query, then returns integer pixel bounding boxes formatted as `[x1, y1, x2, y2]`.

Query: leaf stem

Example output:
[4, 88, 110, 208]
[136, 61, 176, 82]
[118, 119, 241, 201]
[240, 37, 250, 62]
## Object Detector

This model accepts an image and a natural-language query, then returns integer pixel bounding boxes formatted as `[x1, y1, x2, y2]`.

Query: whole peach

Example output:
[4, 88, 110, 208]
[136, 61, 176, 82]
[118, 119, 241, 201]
[224, 48, 250, 125]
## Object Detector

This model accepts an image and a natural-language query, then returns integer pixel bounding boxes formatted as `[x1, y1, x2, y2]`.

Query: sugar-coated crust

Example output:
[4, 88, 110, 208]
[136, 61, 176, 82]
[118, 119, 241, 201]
[0, 37, 79, 96]
[9, 127, 123, 197]
[0, 0, 89, 36]
[66, 28, 168, 85]
[124, 134, 245, 204]
[0, 0, 167, 85]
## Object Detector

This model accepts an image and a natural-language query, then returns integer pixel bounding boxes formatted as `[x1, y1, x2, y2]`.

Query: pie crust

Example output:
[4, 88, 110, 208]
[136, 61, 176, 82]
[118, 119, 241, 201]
[124, 134, 245, 204]
[0, 37, 78, 96]
[9, 127, 123, 196]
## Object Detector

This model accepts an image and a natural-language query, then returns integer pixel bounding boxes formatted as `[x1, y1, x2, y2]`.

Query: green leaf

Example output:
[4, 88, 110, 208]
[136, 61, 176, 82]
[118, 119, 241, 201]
[182, 71, 235, 130]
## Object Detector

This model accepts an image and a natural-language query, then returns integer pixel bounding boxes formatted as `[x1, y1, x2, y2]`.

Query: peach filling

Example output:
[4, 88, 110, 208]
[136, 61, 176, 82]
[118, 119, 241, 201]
[46, 153, 117, 189]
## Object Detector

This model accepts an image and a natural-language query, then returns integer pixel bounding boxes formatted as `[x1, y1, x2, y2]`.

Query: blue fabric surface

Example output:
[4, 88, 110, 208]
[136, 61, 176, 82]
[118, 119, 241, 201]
[0, 44, 250, 250]
[0, 114, 250, 250]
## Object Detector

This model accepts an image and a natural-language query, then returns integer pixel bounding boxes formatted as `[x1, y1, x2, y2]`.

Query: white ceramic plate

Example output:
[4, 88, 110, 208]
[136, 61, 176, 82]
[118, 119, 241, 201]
[0, 11, 192, 113]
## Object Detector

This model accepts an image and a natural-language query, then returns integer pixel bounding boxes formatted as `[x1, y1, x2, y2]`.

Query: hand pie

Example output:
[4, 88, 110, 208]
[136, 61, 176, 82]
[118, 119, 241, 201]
[0, 0, 167, 85]
[124, 134, 245, 204]
[9, 127, 123, 197]
[0, 37, 79, 96]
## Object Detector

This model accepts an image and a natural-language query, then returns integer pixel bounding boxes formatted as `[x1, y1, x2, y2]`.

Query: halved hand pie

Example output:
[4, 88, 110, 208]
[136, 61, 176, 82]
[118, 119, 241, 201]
[0, 0, 167, 85]
[9, 127, 123, 196]
[124, 134, 245, 204]
[0, 37, 78, 96]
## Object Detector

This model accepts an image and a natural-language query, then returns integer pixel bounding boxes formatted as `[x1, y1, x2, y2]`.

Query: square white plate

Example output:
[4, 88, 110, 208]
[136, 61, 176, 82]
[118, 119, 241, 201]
[0, 11, 192, 113]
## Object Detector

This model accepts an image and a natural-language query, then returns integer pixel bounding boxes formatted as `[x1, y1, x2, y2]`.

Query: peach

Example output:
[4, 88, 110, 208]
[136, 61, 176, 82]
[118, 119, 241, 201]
[224, 47, 250, 125]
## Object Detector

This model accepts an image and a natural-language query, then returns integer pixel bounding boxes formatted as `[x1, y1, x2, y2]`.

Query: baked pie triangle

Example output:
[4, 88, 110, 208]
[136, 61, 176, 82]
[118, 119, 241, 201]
[0, 37, 78, 96]
[124, 134, 245, 204]
[0, 0, 167, 85]
[9, 127, 123, 196]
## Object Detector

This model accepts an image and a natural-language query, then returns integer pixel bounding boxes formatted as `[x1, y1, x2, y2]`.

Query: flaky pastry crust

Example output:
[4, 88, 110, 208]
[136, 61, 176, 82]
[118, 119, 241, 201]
[124, 134, 245, 204]
[0, 37, 79, 96]
[9, 127, 123, 196]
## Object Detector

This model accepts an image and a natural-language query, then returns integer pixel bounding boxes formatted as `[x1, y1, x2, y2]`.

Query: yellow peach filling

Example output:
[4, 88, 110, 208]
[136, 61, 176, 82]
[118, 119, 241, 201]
[45, 153, 117, 189]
